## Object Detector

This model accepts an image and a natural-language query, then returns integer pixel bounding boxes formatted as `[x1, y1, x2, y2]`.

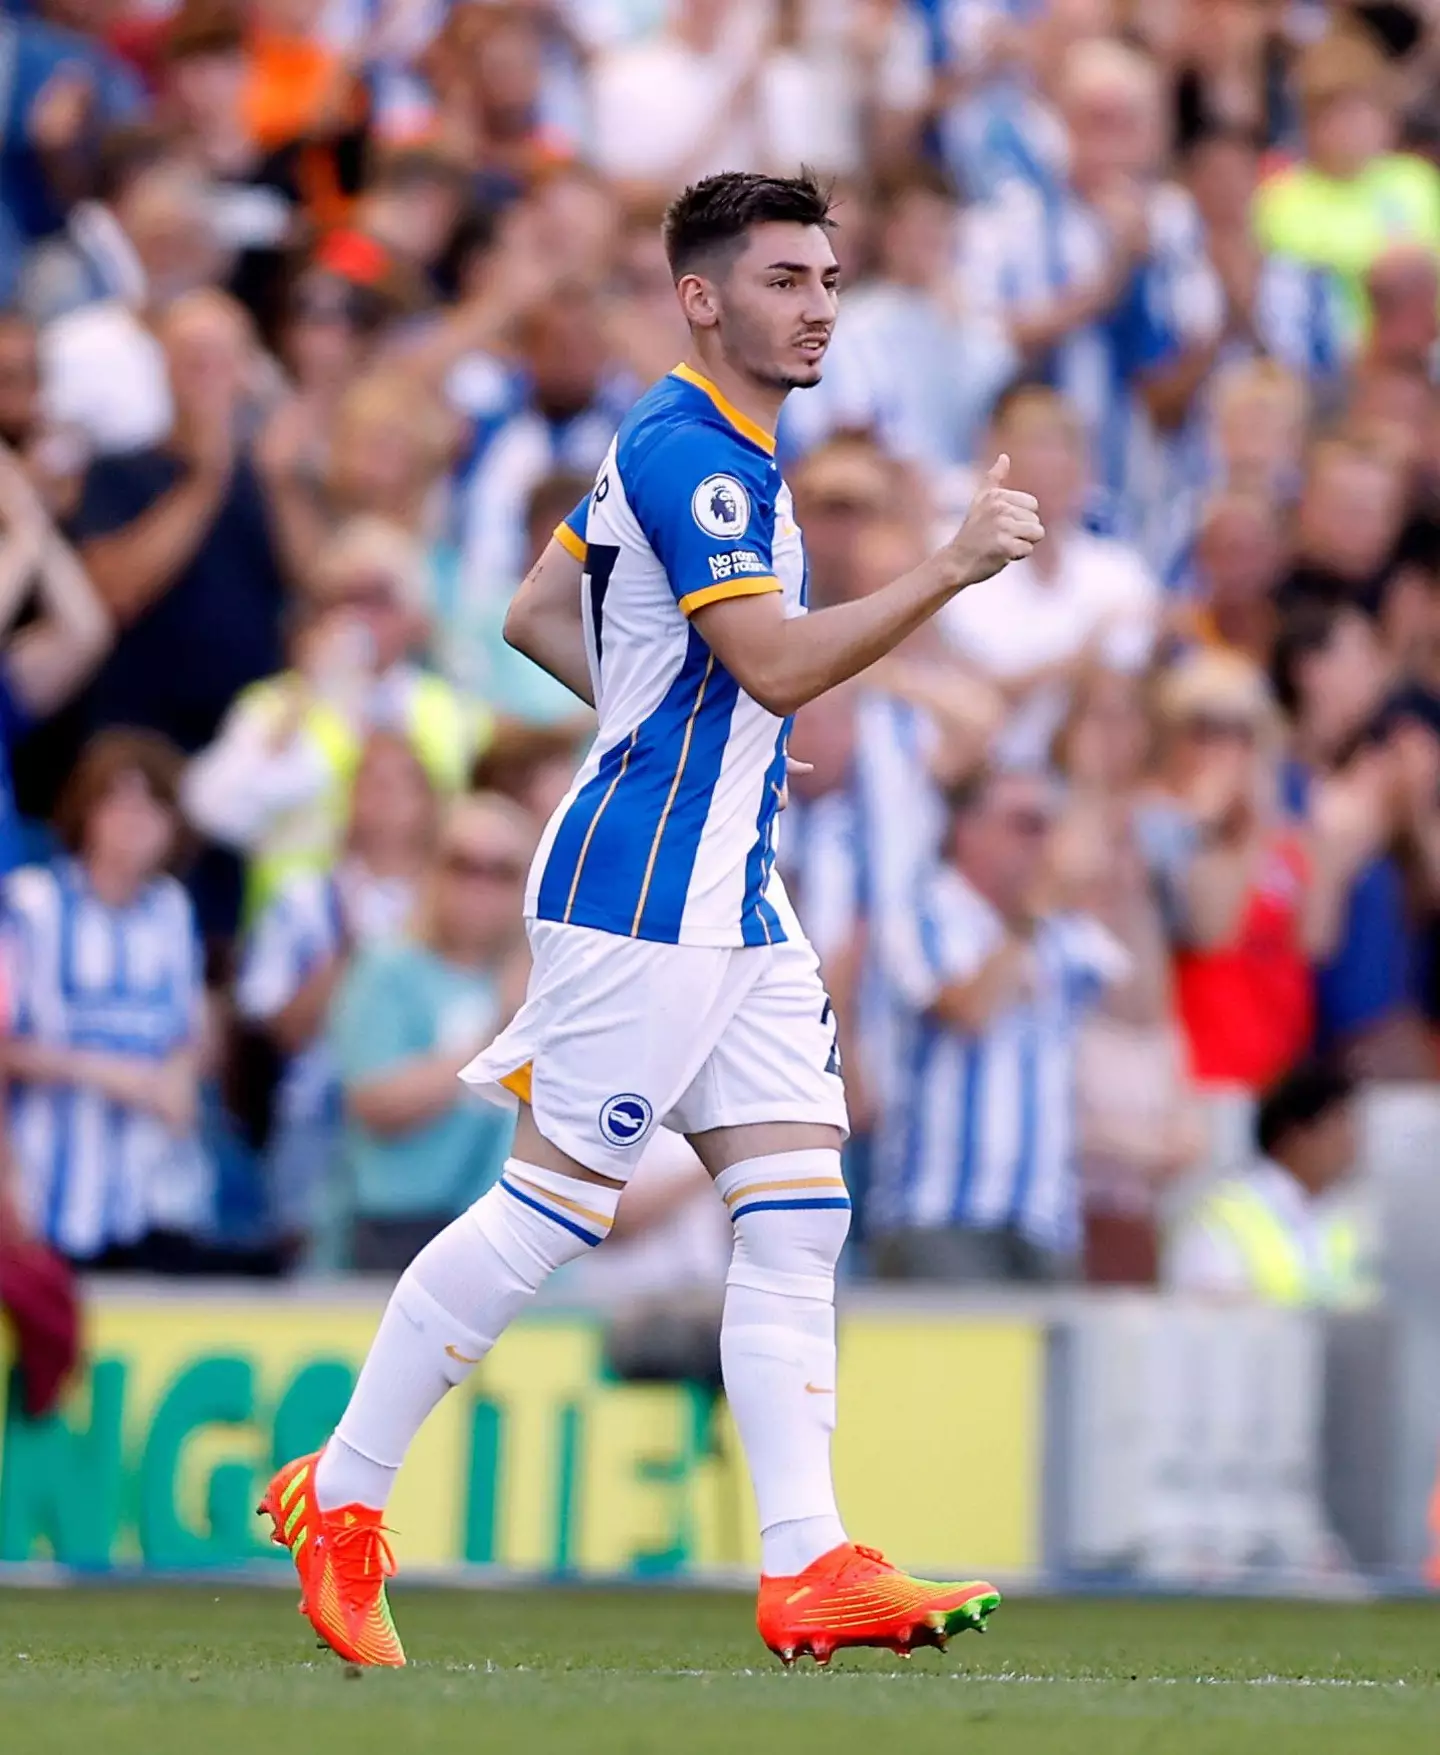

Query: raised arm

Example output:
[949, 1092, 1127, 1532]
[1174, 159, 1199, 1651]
[0, 443, 111, 717]
[691, 457, 1042, 716]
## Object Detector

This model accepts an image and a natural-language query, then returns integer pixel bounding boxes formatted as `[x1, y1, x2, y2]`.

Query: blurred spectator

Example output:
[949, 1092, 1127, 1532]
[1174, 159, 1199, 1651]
[868, 767, 1143, 1282]
[440, 467, 597, 725]
[1167, 1059, 1372, 1305]
[1272, 602, 1436, 1077]
[781, 162, 1015, 467]
[0, 6, 147, 298]
[786, 437, 896, 608]
[1207, 355, 1310, 504]
[473, 721, 583, 830]
[157, 4, 367, 325]
[263, 366, 458, 594]
[1360, 245, 1439, 382]
[1176, 488, 1286, 663]
[2, 730, 211, 1269]
[241, 0, 369, 198]
[36, 134, 225, 455]
[235, 729, 438, 1265]
[329, 791, 530, 1271]
[606, 191, 693, 386]
[1278, 433, 1410, 615]
[590, 0, 928, 200]
[938, 0, 1100, 203]
[963, 37, 1222, 551]
[449, 282, 635, 595]
[341, 142, 471, 295]
[941, 386, 1160, 770]
[1255, 31, 1440, 338]
[1143, 651, 1374, 1090]
[249, 265, 398, 523]
[183, 516, 487, 917]
[1051, 674, 1205, 1280]
[0, 310, 90, 522]
[0, 442, 112, 871]
[70, 290, 288, 764]
[424, 1, 575, 200]
[1172, 0, 1292, 154]
[20, 121, 220, 327]
[1182, 123, 1347, 385]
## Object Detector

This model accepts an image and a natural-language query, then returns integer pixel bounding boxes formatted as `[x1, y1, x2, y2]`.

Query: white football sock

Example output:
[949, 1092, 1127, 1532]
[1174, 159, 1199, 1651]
[315, 1160, 620, 1511]
[714, 1150, 852, 1577]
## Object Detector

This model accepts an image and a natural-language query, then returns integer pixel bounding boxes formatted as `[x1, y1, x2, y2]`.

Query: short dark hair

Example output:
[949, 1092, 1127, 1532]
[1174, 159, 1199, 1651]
[94, 123, 178, 207]
[662, 169, 834, 279]
[1270, 600, 1353, 716]
[1255, 1060, 1355, 1158]
[53, 728, 192, 874]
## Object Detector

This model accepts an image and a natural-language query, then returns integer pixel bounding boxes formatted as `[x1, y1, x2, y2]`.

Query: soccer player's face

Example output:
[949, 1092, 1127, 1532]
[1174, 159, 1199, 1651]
[717, 222, 840, 393]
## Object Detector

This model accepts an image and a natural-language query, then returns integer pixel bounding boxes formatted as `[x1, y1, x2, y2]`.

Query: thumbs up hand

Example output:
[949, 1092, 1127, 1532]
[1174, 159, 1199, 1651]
[944, 454, 1045, 587]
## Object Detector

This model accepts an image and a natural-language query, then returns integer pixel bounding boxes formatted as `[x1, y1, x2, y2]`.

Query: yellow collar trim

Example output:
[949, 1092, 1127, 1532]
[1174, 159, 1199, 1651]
[671, 363, 776, 455]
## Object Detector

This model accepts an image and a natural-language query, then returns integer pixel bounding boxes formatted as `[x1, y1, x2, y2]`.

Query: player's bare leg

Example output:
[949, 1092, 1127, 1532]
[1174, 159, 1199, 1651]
[687, 1120, 1001, 1666]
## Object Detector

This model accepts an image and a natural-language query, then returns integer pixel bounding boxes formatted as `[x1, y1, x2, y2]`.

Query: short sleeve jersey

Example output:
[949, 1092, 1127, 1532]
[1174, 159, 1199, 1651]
[530, 365, 807, 947]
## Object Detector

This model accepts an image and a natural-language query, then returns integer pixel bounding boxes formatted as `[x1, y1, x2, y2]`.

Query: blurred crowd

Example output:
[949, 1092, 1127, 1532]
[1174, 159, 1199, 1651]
[0, 0, 1436, 1299]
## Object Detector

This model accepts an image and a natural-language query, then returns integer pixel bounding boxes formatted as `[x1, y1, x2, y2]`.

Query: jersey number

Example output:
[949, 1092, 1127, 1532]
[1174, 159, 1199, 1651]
[821, 996, 842, 1078]
[585, 543, 620, 666]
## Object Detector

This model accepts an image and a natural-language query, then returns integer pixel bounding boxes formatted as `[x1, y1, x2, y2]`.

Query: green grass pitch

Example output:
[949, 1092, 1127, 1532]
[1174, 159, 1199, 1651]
[2, 1586, 1439, 1755]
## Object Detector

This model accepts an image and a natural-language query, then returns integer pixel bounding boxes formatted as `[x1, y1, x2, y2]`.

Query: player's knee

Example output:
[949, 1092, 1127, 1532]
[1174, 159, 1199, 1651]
[469, 1159, 623, 1284]
[718, 1150, 851, 1300]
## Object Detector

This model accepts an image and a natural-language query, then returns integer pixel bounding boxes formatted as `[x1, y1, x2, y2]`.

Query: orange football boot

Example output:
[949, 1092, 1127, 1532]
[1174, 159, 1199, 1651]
[257, 1450, 406, 1668]
[756, 1542, 1000, 1667]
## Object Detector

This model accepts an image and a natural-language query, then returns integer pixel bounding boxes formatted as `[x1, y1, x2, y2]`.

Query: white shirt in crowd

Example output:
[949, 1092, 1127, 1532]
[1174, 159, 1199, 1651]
[590, 0, 931, 183]
[939, 522, 1160, 770]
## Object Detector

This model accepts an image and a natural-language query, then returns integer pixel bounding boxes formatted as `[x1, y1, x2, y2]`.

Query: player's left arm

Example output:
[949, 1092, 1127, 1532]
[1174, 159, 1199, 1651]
[503, 504, 594, 707]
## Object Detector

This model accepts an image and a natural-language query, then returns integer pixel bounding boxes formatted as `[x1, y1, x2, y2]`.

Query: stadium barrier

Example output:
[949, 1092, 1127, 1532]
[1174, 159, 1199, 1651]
[0, 1282, 1421, 1591]
[0, 1291, 1046, 1580]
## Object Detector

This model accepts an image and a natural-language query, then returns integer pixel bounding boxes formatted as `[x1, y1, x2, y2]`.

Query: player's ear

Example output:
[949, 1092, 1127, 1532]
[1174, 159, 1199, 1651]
[676, 272, 721, 330]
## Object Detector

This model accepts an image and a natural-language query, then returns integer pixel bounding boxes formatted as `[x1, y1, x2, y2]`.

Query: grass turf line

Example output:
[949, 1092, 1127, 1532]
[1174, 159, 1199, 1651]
[2, 1588, 1440, 1755]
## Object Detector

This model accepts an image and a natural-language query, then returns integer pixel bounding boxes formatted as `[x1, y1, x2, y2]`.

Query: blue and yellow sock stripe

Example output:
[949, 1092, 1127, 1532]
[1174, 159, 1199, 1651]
[722, 1175, 851, 1223]
[500, 1172, 614, 1248]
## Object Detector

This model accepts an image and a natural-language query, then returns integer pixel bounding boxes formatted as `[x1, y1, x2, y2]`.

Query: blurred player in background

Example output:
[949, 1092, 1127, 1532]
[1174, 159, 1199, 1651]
[260, 170, 1042, 1669]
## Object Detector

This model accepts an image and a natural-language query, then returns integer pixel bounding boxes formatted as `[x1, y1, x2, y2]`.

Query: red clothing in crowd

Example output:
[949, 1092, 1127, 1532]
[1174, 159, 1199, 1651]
[1174, 833, 1314, 1089]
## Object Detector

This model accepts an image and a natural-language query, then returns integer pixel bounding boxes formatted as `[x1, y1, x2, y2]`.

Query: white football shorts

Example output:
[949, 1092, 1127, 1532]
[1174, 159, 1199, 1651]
[462, 918, 849, 1180]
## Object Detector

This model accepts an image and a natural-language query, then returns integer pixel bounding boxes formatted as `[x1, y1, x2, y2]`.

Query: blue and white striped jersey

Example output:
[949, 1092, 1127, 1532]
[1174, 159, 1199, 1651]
[962, 178, 1223, 556]
[868, 864, 1127, 1253]
[4, 860, 209, 1260]
[1149, 254, 1348, 590]
[940, 78, 1067, 204]
[530, 365, 805, 947]
[446, 352, 635, 589]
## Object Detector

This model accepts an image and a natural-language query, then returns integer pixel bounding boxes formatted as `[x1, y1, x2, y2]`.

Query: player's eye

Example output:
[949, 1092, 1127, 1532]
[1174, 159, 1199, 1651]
[770, 276, 794, 289]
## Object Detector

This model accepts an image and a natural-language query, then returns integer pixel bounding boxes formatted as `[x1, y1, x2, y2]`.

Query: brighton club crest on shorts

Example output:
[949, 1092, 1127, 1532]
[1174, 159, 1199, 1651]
[598, 1093, 654, 1147]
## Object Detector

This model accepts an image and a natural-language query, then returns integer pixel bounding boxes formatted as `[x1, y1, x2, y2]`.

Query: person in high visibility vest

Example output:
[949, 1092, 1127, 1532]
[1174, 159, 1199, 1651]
[1166, 1060, 1374, 1307]
[182, 515, 492, 919]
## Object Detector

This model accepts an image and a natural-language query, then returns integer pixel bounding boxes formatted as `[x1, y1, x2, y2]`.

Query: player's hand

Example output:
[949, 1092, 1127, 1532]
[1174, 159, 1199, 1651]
[945, 455, 1045, 588]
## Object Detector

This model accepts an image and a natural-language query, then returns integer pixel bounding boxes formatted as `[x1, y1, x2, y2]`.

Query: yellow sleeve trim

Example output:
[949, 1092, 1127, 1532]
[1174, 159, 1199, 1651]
[553, 521, 587, 563]
[678, 574, 782, 616]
